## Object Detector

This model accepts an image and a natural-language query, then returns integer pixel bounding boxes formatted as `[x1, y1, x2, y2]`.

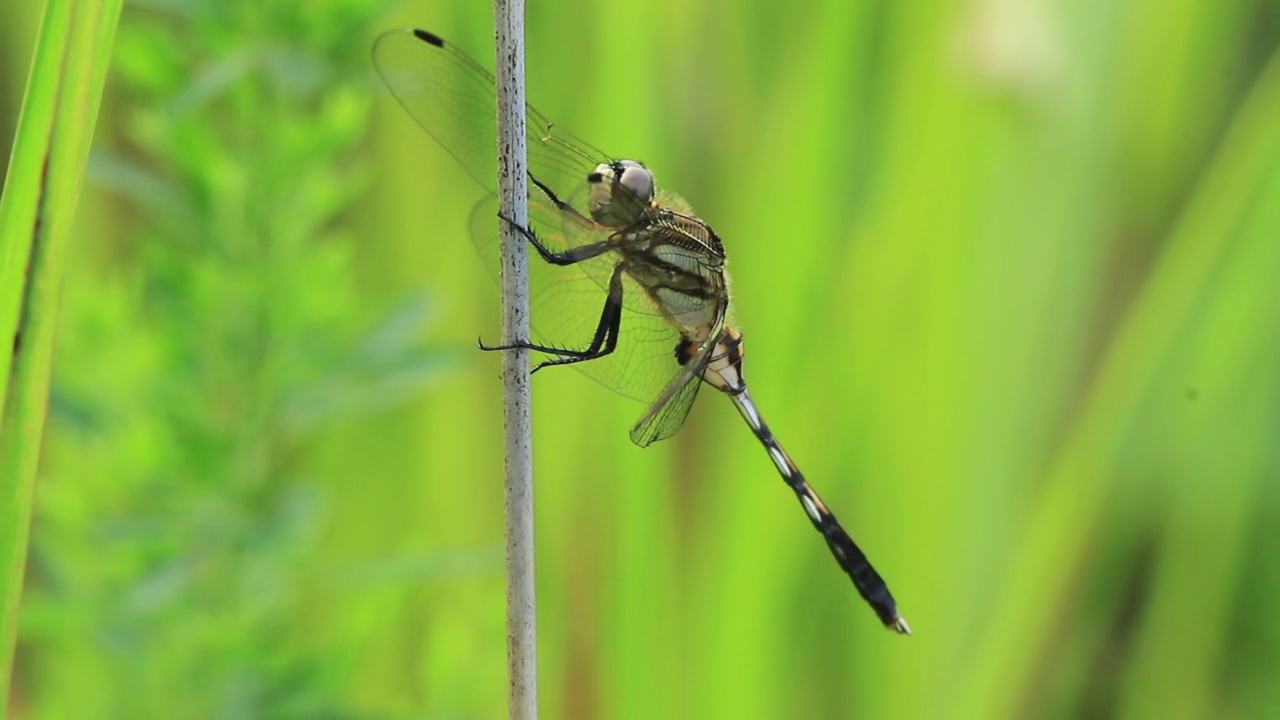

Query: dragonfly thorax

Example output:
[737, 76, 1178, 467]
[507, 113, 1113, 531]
[588, 160, 654, 227]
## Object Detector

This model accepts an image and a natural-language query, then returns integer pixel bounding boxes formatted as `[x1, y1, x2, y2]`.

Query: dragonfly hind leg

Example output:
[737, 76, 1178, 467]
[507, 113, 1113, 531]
[479, 261, 627, 374]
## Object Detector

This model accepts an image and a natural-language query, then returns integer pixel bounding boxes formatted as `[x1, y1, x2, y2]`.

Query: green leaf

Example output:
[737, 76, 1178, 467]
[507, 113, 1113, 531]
[0, 0, 124, 705]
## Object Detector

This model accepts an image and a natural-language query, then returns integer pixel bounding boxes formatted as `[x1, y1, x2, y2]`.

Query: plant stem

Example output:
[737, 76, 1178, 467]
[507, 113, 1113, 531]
[0, 0, 122, 707]
[492, 1, 537, 718]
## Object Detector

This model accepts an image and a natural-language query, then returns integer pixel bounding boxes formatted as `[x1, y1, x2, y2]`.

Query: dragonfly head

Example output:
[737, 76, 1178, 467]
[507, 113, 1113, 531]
[588, 160, 654, 226]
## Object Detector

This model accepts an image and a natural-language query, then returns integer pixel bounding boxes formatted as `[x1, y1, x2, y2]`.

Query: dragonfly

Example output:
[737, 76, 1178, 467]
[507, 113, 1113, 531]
[373, 28, 910, 634]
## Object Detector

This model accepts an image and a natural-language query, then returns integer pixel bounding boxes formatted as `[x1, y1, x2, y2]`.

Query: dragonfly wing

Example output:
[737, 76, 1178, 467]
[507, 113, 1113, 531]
[373, 28, 609, 241]
[373, 29, 502, 192]
[628, 341, 713, 447]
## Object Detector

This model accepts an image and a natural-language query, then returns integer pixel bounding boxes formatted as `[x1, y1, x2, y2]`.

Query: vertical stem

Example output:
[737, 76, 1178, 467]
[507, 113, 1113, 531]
[0, 0, 122, 705]
[492, 1, 536, 718]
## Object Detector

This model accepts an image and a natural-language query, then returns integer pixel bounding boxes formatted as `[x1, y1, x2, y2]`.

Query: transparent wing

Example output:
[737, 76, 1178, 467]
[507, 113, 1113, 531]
[372, 28, 610, 242]
[628, 348, 710, 447]
[374, 28, 677, 299]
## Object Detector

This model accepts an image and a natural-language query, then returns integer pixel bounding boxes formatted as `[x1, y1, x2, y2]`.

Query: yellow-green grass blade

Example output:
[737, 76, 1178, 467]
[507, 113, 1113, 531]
[0, 0, 122, 705]
[955, 46, 1280, 719]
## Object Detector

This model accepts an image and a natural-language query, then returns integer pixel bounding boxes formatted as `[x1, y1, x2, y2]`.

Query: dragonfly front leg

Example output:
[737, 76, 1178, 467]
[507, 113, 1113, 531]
[496, 211, 612, 266]
[528, 172, 599, 230]
[479, 261, 627, 374]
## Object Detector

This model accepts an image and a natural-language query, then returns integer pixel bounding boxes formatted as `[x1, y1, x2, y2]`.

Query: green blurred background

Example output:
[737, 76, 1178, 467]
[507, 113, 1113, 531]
[4, 0, 1280, 717]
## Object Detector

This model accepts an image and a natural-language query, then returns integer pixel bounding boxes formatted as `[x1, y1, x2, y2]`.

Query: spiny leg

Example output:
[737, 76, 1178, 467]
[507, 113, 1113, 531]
[480, 260, 627, 374]
[497, 210, 612, 266]
[529, 171, 596, 230]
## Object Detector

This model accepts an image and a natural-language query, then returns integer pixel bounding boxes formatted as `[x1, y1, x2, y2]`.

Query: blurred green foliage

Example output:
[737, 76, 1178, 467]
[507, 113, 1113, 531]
[3, 0, 1280, 718]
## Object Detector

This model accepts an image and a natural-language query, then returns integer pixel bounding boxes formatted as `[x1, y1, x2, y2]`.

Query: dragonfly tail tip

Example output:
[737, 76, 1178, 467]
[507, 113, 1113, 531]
[889, 615, 912, 635]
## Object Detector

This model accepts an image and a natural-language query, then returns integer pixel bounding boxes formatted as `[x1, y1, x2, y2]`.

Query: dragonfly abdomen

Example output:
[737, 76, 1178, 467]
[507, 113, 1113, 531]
[728, 387, 911, 634]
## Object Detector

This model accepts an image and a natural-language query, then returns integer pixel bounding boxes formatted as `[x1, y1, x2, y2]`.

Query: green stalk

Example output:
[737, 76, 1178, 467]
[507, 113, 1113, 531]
[955, 46, 1280, 719]
[0, 0, 122, 706]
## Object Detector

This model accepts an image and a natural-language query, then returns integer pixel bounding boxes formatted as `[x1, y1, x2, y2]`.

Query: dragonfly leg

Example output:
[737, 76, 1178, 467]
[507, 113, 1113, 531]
[497, 211, 612, 266]
[479, 261, 625, 374]
[528, 171, 597, 229]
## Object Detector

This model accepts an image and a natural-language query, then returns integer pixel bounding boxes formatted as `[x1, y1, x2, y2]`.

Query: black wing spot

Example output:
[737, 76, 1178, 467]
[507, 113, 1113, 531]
[414, 29, 445, 48]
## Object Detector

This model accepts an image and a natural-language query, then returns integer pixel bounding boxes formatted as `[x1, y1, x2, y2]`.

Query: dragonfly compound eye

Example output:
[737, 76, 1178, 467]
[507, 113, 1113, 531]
[615, 160, 655, 202]
[588, 160, 653, 226]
